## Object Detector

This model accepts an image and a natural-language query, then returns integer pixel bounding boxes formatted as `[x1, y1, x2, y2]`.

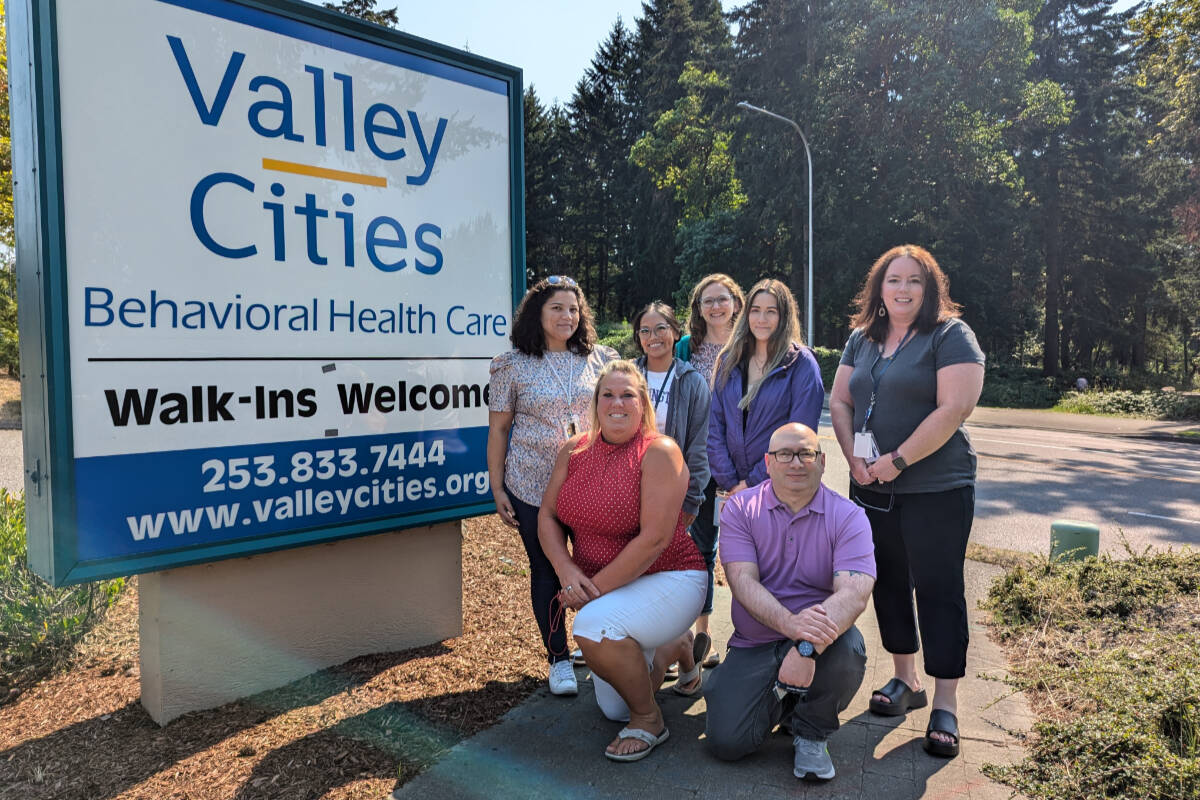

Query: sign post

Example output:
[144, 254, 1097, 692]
[10, 0, 523, 721]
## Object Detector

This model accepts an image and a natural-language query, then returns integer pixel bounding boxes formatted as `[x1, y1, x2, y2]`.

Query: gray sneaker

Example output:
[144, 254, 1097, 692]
[793, 736, 835, 781]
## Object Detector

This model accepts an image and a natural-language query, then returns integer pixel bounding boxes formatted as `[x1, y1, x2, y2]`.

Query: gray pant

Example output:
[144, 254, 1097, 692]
[703, 627, 867, 760]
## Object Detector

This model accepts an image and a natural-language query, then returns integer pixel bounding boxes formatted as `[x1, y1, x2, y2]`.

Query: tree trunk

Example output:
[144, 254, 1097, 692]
[1042, 168, 1061, 377]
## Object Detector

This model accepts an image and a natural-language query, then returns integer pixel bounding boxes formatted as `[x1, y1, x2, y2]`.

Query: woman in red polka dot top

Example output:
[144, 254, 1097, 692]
[538, 360, 707, 763]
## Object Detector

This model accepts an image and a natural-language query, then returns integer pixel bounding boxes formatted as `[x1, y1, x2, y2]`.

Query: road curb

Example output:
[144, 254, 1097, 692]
[966, 419, 1200, 446]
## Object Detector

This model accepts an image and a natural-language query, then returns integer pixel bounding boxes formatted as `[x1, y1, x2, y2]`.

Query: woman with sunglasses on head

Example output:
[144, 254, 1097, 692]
[630, 302, 713, 694]
[829, 245, 984, 759]
[488, 275, 618, 697]
[539, 361, 707, 762]
[675, 275, 745, 665]
[707, 278, 824, 503]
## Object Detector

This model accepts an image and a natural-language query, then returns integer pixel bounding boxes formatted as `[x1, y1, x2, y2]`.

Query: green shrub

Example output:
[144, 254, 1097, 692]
[978, 364, 1065, 408]
[1054, 390, 1200, 421]
[811, 346, 839, 392]
[0, 489, 124, 694]
[595, 321, 637, 359]
[983, 547, 1200, 799]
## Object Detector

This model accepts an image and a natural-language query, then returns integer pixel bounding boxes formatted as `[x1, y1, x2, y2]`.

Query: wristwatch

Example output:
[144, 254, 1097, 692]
[890, 451, 909, 471]
[793, 640, 815, 658]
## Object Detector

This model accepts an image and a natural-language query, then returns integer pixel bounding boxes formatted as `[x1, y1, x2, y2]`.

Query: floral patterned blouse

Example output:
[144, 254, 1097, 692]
[489, 346, 619, 506]
[690, 341, 724, 386]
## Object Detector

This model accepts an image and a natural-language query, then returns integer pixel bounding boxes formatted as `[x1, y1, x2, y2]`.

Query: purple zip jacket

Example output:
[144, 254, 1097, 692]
[707, 342, 825, 490]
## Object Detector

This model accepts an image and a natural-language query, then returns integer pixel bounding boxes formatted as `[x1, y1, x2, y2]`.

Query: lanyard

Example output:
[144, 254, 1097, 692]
[546, 352, 581, 412]
[641, 361, 675, 414]
[861, 326, 915, 432]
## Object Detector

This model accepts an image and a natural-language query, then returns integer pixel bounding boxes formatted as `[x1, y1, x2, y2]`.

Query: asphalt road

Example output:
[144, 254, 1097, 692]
[1, 414, 1196, 557]
[815, 410, 1200, 556]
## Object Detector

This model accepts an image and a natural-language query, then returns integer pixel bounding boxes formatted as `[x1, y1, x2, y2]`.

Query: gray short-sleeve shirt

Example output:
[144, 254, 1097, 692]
[839, 318, 985, 494]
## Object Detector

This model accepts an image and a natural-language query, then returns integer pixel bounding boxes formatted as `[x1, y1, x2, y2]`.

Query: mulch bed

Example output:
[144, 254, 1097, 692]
[0, 515, 552, 799]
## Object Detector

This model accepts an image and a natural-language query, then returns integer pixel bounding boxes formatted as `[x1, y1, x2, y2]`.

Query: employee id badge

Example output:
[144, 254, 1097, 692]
[713, 491, 727, 526]
[564, 414, 581, 437]
[853, 431, 881, 463]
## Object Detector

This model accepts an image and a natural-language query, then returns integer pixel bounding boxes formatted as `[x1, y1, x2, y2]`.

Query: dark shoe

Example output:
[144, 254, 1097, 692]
[701, 650, 720, 669]
[923, 709, 960, 758]
[869, 677, 928, 717]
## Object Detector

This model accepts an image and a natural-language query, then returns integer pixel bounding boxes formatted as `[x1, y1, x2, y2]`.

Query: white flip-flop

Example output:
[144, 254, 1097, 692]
[605, 726, 670, 762]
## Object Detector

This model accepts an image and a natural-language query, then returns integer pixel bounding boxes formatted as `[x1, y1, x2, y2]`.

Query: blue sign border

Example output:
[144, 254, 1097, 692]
[9, 0, 526, 586]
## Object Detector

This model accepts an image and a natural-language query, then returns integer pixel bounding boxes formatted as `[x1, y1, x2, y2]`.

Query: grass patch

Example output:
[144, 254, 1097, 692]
[982, 543, 1200, 798]
[0, 489, 125, 700]
[966, 542, 1039, 571]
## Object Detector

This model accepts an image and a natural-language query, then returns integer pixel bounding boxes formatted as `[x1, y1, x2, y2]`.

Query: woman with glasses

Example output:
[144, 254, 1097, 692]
[630, 302, 713, 694]
[488, 275, 618, 697]
[539, 361, 707, 761]
[675, 275, 745, 665]
[829, 245, 984, 759]
[707, 278, 824, 502]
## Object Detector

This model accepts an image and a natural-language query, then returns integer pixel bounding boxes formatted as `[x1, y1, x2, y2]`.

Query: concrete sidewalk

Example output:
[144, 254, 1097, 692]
[393, 559, 1029, 799]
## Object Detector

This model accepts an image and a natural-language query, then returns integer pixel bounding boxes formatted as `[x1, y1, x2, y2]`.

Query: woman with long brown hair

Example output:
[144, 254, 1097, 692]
[829, 245, 985, 759]
[707, 278, 824, 498]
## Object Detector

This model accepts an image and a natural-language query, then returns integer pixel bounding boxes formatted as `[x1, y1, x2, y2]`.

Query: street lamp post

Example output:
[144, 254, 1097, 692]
[736, 101, 814, 347]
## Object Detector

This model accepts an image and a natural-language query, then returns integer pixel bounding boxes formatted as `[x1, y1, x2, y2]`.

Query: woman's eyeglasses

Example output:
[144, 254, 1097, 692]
[638, 324, 672, 338]
[700, 295, 733, 309]
[546, 275, 578, 288]
[767, 448, 821, 464]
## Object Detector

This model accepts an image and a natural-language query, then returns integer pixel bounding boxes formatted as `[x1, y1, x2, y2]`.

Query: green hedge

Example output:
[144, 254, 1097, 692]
[0, 490, 124, 696]
[1055, 390, 1200, 421]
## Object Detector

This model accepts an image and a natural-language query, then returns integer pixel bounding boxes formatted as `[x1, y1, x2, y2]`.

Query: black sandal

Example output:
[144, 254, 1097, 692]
[868, 677, 928, 717]
[923, 708, 960, 758]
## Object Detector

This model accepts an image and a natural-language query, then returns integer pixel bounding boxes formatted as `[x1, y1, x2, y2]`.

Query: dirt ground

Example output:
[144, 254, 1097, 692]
[0, 375, 19, 424]
[0, 516, 555, 799]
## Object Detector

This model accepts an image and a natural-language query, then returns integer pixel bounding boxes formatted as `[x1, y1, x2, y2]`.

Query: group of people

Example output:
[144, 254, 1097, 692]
[486, 245, 985, 781]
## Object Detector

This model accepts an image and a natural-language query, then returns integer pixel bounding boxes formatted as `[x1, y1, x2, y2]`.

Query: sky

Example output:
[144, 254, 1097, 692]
[371, 1, 702, 107]
[371, 0, 1143, 109]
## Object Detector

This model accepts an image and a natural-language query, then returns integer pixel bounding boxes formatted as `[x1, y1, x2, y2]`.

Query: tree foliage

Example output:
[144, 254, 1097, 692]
[321, 0, 399, 27]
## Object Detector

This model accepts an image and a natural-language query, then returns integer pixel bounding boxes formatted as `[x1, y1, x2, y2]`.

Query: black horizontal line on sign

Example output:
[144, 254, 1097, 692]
[86, 356, 495, 362]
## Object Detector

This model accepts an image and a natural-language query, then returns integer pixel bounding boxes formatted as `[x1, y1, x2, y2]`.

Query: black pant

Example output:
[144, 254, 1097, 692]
[688, 478, 720, 615]
[849, 483, 974, 679]
[506, 486, 569, 664]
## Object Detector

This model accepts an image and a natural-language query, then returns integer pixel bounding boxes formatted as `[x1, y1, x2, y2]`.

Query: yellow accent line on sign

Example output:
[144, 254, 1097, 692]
[262, 158, 387, 187]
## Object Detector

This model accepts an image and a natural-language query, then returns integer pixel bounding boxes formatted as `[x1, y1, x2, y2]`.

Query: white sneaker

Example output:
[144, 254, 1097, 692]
[548, 660, 578, 696]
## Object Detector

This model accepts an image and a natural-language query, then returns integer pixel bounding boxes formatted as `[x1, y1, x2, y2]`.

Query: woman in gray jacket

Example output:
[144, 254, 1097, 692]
[632, 301, 713, 696]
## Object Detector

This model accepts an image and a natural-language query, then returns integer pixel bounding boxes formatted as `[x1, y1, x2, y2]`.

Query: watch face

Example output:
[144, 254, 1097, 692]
[796, 640, 815, 657]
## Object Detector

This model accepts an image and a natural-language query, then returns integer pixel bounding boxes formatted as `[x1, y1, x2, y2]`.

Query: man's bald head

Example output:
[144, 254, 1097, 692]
[769, 423, 820, 452]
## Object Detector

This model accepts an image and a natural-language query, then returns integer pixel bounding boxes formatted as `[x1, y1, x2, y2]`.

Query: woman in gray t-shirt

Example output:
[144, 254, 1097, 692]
[829, 245, 985, 760]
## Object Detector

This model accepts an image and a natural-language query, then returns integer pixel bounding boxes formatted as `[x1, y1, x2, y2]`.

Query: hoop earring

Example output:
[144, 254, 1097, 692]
[877, 306, 887, 318]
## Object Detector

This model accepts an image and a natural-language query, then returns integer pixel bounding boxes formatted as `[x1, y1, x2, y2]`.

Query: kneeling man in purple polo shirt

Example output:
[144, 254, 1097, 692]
[704, 423, 875, 782]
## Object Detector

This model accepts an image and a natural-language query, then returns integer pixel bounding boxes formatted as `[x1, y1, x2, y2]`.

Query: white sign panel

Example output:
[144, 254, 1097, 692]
[53, 0, 516, 566]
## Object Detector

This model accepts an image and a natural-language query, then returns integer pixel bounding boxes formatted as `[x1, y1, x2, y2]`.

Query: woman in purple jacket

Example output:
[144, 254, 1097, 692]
[707, 279, 825, 497]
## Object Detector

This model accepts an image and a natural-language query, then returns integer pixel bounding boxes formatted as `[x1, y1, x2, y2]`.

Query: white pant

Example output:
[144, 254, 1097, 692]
[572, 569, 706, 721]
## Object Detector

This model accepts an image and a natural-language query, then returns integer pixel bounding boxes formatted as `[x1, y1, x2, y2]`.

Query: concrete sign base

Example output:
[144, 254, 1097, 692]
[138, 523, 462, 725]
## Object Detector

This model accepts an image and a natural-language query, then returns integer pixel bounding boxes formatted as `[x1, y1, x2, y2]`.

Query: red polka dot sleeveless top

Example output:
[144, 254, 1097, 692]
[556, 430, 704, 579]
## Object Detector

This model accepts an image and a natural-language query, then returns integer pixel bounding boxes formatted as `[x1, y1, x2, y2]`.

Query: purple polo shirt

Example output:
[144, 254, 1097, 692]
[719, 481, 876, 648]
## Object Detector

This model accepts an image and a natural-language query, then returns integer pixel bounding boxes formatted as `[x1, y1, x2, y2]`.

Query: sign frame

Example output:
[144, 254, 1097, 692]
[9, 0, 525, 586]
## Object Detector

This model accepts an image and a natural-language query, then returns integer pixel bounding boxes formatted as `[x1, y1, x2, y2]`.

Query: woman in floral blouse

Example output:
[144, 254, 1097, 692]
[487, 276, 618, 697]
